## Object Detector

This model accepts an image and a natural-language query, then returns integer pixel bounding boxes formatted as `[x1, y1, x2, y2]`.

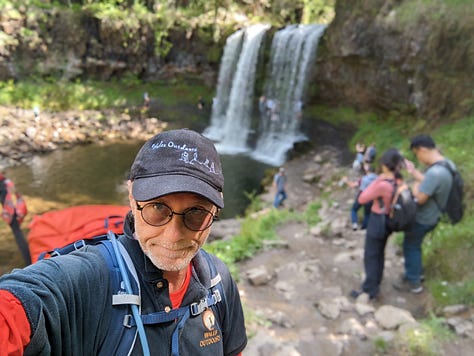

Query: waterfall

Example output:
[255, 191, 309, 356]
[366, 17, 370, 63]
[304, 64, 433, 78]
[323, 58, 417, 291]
[205, 23, 326, 166]
[204, 24, 270, 153]
[251, 24, 327, 166]
[203, 29, 244, 141]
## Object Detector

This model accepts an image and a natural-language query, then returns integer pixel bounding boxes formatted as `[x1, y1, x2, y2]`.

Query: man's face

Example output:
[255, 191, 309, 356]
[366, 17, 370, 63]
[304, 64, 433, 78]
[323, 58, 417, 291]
[411, 146, 427, 165]
[128, 183, 217, 272]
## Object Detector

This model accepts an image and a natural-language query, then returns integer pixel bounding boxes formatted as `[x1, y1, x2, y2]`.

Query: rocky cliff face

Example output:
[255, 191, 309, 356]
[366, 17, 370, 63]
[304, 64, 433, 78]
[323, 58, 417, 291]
[0, 4, 221, 81]
[0, 2, 472, 121]
[313, 0, 473, 122]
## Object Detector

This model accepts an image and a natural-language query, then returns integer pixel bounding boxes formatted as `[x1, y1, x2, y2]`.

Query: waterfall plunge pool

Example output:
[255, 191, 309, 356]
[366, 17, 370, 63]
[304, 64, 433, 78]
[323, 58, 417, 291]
[6, 141, 272, 220]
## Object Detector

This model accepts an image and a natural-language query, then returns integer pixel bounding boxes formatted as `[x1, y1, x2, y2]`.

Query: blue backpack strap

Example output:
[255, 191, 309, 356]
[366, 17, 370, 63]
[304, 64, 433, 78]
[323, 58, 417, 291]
[95, 238, 142, 356]
[38, 235, 109, 260]
[133, 249, 225, 356]
[199, 249, 226, 323]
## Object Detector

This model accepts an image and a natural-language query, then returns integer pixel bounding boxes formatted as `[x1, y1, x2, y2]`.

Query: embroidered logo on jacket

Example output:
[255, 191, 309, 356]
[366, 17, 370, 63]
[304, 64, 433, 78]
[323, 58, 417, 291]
[199, 309, 221, 347]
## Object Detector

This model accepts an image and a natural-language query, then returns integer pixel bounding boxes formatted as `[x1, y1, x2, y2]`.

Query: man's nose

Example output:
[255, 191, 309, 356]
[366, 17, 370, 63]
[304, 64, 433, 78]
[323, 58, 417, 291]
[161, 214, 187, 239]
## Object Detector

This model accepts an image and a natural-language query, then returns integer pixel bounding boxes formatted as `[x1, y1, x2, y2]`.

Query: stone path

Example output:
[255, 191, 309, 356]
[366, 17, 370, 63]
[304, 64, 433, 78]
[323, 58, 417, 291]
[232, 148, 474, 356]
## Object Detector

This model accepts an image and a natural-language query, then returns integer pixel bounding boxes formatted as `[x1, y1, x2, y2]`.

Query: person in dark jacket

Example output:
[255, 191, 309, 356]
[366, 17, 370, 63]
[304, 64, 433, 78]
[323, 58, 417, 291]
[0, 129, 247, 355]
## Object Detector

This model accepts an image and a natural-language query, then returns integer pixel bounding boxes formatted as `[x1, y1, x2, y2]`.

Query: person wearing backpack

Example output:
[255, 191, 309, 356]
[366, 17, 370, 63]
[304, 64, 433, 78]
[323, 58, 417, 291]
[0, 172, 31, 265]
[350, 149, 404, 300]
[393, 134, 457, 294]
[0, 129, 247, 355]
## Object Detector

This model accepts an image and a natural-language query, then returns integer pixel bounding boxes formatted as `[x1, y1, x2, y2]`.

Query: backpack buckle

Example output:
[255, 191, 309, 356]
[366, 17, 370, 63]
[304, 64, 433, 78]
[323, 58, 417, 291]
[190, 301, 205, 316]
[190, 290, 222, 316]
[212, 290, 222, 304]
[73, 239, 86, 250]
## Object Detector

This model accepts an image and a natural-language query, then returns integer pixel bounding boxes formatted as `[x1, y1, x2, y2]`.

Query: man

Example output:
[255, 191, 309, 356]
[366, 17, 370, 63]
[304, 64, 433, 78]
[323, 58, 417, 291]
[0, 129, 247, 355]
[393, 134, 454, 294]
[272, 167, 287, 208]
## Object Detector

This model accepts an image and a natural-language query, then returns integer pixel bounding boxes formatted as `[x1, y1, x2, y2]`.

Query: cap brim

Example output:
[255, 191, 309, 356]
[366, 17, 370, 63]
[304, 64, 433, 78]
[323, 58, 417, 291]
[132, 175, 224, 208]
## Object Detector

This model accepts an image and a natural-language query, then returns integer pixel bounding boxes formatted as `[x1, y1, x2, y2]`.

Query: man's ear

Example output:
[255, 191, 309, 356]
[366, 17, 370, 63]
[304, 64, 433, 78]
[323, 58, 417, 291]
[127, 180, 134, 202]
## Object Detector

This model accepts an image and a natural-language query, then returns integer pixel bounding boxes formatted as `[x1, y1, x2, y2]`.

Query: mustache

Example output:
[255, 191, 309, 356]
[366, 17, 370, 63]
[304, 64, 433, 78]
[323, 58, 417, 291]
[149, 240, 199, 250]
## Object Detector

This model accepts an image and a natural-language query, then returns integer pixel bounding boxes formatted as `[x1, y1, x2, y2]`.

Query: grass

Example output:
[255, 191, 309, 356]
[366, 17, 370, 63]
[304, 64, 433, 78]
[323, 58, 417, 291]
[0, 76, 214, 114]
[391, 314, 454, 356]
[204, 207, 294, 279]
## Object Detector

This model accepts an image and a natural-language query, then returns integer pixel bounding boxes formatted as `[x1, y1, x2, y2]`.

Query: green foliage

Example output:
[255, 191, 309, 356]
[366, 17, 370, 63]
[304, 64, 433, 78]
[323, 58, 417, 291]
[394, 314, 453, 356]
[243, 191, 265, 216]
[0, 76, 213, 113]
[204, 207, 293, 279]
[303, 200, 321, 226]
[373, 336, 389, 354]
[302, 0, 335, 24]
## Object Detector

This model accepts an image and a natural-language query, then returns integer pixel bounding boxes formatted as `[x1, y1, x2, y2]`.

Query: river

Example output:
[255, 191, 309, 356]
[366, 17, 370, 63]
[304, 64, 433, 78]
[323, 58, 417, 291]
[5, 140, 271, 219]
[0, 140, 271, 272]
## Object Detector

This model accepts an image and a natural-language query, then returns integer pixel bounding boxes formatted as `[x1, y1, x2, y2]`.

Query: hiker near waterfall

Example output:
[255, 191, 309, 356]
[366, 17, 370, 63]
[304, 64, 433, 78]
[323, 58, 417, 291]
[0, 129, 247, 355]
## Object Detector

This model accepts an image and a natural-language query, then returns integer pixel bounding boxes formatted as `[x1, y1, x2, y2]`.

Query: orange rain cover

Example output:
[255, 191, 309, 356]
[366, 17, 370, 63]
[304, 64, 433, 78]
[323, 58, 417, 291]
[28, 205, 130, 263]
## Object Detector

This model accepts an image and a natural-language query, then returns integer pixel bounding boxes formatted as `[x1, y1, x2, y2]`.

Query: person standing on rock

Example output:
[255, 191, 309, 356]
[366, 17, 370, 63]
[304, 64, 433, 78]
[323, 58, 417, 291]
[0, 129, 247, 355]
[273, 167, 287, 208]
[393, 134, 454, 294]
[343, 163, 378, 230]
[364, 142, 377, 163]
[350, 149, 403, 300]
[0, 172, 30, 265]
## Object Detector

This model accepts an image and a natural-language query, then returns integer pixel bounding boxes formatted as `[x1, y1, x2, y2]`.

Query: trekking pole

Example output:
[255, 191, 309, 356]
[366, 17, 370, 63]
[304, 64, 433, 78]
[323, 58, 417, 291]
[108, 231, 150, 356]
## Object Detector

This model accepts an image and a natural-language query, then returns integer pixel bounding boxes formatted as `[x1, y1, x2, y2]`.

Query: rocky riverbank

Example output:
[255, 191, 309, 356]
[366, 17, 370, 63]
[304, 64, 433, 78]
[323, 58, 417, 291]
[0, 106, 167, 169]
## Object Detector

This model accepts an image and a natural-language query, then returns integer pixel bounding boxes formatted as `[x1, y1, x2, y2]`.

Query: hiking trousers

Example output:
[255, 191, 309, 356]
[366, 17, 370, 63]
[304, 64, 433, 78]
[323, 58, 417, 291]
[362, 212, 391, 298]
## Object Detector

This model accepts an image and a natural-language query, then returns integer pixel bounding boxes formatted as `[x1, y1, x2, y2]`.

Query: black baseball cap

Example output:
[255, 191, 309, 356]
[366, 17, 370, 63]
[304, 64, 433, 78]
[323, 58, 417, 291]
[410, 134, 436, 149]
[129, 129, 224, 208]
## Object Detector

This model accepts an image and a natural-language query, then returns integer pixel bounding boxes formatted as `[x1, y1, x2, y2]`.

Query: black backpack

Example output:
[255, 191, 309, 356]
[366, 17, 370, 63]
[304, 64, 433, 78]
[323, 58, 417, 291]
[380, 181, 418, 232]
[433, 161, 464, 224]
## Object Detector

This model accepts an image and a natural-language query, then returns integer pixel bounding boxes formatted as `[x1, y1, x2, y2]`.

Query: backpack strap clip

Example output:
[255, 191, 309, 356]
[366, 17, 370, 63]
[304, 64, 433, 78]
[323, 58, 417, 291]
[73, 239, 86, 250]
[123, 314, 133, 328]
[190, 289, 222, 316]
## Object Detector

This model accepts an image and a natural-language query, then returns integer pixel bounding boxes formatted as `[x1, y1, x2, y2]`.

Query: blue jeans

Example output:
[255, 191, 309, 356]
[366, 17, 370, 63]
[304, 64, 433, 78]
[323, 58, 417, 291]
[274, 190, 287, 208]
[403, 221, 437, 283]
[351, 194, 372, 229]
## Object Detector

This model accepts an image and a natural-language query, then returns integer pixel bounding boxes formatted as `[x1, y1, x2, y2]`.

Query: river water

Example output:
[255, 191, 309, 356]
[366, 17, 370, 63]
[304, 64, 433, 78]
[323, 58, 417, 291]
[5, 140, 271, 220]
[0, 140, 270, 271]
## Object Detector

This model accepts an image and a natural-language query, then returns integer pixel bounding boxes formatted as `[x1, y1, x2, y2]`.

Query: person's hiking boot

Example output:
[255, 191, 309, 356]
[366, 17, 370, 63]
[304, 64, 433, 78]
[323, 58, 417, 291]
[399, 272, 425, 283]
[349, 289, 376, 301]
[352, 223, 358, 231]
[392, 278, 423, 294]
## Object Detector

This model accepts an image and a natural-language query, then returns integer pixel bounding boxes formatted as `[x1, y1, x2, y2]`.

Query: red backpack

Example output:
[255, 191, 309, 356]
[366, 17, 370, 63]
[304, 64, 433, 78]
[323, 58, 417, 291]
[27, 205, 130, 263]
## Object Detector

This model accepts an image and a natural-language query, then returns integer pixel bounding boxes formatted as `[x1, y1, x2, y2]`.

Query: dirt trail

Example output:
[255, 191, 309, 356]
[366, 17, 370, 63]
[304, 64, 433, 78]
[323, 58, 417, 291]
[237, 148, 474, 356]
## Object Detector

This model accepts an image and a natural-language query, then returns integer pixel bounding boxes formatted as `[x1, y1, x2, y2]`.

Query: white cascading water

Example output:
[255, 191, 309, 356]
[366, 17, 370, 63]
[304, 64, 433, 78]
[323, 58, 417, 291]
[204, 24, 270, 153]
[251, 24, 327, 166]
[203, 29, 244, 141]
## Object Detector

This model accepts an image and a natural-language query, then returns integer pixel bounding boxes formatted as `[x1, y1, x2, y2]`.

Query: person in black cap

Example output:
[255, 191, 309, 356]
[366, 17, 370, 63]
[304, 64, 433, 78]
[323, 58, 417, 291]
[0, 129, 247, 355]
[393, 134, 455, 295]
